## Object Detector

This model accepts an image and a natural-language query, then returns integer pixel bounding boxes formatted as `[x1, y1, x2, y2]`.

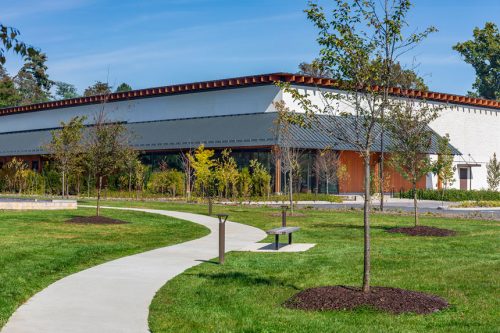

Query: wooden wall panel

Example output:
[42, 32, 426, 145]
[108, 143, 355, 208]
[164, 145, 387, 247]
[338, 151, 426, 193]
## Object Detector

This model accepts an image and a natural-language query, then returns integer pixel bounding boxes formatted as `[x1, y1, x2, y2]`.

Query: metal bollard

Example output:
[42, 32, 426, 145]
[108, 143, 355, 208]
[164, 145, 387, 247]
[217, 214, 228, 265]
[281, 205, 288, 227]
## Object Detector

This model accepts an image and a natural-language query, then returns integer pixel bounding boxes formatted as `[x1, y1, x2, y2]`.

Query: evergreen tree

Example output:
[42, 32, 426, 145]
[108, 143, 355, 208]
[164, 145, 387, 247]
[115, 82, 132, 92]
[486, 153, 500, 191]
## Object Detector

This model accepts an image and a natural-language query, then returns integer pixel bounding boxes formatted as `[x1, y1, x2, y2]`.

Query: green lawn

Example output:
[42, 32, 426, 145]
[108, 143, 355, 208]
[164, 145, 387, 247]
[0, 207, 208, 328]
[76, 200, 500, 333]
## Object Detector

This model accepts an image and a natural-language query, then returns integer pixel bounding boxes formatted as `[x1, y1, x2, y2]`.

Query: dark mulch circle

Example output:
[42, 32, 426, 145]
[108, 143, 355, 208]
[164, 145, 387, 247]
[387, 226, 456, 237]
[284, 286, 448, 314]
[66, 216, 129, 225]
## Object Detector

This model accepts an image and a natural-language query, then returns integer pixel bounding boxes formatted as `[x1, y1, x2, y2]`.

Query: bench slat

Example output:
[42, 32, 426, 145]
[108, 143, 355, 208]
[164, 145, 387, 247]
[266, 227, 300, 235]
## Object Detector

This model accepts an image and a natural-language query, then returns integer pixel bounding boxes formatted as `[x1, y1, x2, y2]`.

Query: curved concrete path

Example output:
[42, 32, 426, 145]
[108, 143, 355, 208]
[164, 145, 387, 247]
[2, 206, 266, 333]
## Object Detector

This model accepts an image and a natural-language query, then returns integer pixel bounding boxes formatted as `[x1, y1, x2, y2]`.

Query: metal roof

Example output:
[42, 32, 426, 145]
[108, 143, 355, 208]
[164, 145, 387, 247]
[1, 73, 498, 117]
[0, 112, 460, 157]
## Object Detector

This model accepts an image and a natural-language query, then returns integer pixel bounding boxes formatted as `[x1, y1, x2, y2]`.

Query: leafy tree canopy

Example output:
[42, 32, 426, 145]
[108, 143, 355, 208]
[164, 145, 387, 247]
[84, 81, 112, 97]
[453, 22, 500, 100]
[54, 81, 79, 100]
[0, 24, 39, 65]
[0, 65, 21, 108]
[115, 82, 132, 92]
[298, 58, 428, 90]
[14, 52, 52, 105]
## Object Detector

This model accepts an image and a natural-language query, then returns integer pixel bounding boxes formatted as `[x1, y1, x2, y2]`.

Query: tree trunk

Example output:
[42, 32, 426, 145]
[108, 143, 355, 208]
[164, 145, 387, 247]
[362, 154, 371, 293]
[96, 176, 102, 217]
[315, 172, 319, 195]
[380, 140, 385, 212]
[413, 182, 419, 227]
[288, 171, 294, 215]
[130, 172, 133, 193]
[77, 174, 80, 196]
[87, 174, 91, 198]
[62, 170, 65, 199]
[380, 141, 385, 212]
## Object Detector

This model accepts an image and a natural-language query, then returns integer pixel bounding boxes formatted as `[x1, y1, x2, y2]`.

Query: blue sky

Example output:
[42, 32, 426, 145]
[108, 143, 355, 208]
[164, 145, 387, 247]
[2, 0, 499, 96]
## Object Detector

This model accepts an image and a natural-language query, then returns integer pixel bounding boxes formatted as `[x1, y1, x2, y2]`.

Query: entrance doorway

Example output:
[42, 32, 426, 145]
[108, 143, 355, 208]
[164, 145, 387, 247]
[459, 167, 469, 190]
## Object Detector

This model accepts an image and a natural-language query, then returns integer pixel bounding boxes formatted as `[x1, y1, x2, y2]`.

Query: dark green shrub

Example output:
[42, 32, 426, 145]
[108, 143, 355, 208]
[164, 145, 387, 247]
[398, 189, 500, 202]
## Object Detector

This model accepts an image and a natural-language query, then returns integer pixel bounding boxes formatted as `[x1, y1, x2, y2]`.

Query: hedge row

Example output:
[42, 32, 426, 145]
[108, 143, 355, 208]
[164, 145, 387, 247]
[398, 189, 500, 202]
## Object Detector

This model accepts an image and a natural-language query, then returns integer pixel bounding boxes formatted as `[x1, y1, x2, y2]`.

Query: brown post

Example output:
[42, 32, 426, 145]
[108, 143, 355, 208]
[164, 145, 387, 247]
[217, 214, 228, 265]
[281, 205, 288, 227]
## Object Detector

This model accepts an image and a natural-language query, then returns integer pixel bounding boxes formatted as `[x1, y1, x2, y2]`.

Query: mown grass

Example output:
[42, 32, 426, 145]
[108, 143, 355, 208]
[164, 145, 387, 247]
[0, 207, 208, 328]
[76, 199, 500, 333]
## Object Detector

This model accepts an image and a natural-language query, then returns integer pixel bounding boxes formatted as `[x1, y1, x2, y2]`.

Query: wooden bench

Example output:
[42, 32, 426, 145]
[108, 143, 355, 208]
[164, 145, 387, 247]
[266, 227, 300, 250]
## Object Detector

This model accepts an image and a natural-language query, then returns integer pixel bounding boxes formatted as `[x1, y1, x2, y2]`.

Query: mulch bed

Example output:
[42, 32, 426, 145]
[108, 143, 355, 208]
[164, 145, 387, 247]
[66, 216, 129, 225]
[284, 286, 448, 314]
[387, 226, 456, 237]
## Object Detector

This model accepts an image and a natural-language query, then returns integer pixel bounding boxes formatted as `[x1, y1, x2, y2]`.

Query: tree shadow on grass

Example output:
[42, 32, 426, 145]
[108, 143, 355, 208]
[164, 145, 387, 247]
[195, 259, 219, 265]
[192, 271, 301, 290]
[311, 223, 391, 231]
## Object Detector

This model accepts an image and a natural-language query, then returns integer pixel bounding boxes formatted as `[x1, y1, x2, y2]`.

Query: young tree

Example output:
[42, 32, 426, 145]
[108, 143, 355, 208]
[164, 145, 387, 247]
[188, 145, 216, 198]
[250, 159, 272, 198]
[274, 101, 302, 214]
[453, 22, 499, 100]
[85, 111, 129, 216]
[432, 133, 455, 191]
[486, 153, 500, 191]
[386, 99, 440, 226]
[313, 149, 341, 194]
[215, 149, 239, 198]
[180, 149, 194, 200]
[134, 160, 147, 200]
[45, 116, 86, 198]
[238, 167, 252, 200]
[282, 0, 435, 292]
[84, 81, 112, 97]
[123, 147, 140, 194]
[3, 158, 28, 194]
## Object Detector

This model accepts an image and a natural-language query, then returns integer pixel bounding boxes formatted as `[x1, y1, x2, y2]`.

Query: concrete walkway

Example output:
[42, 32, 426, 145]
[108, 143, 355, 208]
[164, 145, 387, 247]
[1, 206, 266, 333]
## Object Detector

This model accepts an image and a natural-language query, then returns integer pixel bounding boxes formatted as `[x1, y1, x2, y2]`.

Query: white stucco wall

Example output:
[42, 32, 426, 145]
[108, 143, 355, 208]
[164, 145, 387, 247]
[0, 85, 281, 134]
[429, 104, 499, 190]
[282, 86, 500, 190]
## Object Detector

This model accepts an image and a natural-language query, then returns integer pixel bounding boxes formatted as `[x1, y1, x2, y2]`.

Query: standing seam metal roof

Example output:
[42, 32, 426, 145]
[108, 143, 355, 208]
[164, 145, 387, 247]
[0, 112, 459, 156]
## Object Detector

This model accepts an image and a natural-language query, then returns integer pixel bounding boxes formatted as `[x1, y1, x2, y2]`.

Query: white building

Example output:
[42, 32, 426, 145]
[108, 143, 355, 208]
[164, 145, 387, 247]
[0, 73, 498, 192]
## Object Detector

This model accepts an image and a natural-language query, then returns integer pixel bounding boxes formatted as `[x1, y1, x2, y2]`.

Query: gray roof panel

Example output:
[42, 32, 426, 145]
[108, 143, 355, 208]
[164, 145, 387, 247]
[0, 112, 460, 156]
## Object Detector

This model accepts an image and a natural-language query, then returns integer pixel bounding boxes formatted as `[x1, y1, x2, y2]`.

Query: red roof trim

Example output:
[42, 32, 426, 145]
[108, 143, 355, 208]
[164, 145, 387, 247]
[0, 73, 498, 116]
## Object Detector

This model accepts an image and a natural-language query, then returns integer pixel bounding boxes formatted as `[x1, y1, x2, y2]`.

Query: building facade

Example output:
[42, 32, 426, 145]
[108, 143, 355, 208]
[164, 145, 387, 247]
[0, 73, 498, 193]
